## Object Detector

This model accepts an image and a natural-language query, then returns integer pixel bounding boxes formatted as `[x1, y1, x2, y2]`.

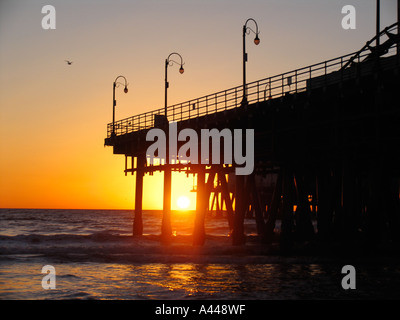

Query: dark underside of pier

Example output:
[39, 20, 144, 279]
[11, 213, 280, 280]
[105, 30, 400, 254]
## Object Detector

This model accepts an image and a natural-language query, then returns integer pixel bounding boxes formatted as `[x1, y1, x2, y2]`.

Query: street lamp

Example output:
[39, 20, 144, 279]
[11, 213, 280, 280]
[242, 18, 260, 105]
[112, 75, 128, 136]
[162, 53, 184, 242]
[165, 52, 185, 118]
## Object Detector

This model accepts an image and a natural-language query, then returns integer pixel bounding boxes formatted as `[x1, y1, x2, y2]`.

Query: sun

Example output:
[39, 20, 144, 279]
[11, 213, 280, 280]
[177, 196, 190, 210]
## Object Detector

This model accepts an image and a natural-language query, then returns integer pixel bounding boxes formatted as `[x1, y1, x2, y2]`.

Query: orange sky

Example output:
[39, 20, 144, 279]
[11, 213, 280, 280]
[0, 0, 397, 210]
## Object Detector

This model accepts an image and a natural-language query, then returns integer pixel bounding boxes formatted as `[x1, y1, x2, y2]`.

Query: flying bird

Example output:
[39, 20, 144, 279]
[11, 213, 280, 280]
[65, 60, 73, 65]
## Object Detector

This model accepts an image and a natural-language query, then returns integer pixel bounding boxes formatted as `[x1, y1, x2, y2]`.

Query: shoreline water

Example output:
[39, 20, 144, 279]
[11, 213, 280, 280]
[1, 209, 400, 300]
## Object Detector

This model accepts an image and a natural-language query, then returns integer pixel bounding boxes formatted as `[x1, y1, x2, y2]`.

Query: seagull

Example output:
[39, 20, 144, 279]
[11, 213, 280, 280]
[65, 60, 73, 65]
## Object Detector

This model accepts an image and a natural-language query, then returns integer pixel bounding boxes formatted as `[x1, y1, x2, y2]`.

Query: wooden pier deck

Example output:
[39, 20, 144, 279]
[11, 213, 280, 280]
[105, 23, 400, 251]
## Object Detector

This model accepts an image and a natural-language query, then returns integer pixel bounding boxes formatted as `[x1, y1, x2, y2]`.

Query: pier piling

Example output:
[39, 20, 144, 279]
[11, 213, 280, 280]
[133, 154, 145, 236]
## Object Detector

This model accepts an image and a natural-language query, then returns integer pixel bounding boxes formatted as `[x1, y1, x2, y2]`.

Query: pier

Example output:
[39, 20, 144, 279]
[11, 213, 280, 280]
[105, 22, 400, 251]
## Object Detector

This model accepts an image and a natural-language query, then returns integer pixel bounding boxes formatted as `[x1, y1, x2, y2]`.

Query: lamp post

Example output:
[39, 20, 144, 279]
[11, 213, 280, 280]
[242, 18, 260, 105]
[376, 0, 380, 49]
[161, 53, 184, 243]
[112, 75, 128, 136]
[165, 52, 184, 118]
[232, 18, 260, 246]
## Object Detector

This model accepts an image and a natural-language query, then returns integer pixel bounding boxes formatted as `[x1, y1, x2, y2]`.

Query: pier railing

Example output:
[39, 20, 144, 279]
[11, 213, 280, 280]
[107, 23, 399, 138]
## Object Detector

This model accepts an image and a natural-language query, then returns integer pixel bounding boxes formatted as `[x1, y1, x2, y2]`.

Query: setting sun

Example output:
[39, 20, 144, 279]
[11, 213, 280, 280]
[176, 196, 190, 210]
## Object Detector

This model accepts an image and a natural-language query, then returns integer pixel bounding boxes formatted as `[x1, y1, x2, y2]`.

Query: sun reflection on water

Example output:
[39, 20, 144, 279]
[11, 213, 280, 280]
[2, 260, 400, 299]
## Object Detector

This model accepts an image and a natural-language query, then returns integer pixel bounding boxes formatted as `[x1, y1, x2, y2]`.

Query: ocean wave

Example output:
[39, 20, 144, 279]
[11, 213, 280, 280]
[57, 273, 82, 279]
[54, 291, 94, 300]
[0, 231, 127, 243]
[0, 231, 285, 264]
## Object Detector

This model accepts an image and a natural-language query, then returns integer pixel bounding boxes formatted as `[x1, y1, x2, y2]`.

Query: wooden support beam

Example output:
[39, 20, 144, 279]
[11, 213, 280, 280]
[232, 174, 246, 246]
[248, 172, 266, 236]
[264, 170, 282, 244]
[193, 167, 212, 246]
[205, 172, 217, 203]
[280, 168, 295, 252]
[133, 154, 145, 236]
[365, 156, 384, 246]
[124, 163, 235, 175]
[293, 173, 315, 241]
[316, 167, 335, 241]
[219, 171, 234, 230]
[161, 165, 172, 243]
[341, 158, 359, 241]
[125, 155, 128, 177]
[216, 192, 221, 217]
[215, 188, 222, 218]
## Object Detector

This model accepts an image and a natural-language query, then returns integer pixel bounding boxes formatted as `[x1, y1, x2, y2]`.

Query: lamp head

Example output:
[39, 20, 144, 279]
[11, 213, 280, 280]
[254, 34, 260, 45]
[124, 86, 128, 93]
[179, 65, 184, 74]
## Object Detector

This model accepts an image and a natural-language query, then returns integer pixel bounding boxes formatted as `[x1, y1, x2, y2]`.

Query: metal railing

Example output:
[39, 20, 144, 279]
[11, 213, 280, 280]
[107, 23, 399, 138]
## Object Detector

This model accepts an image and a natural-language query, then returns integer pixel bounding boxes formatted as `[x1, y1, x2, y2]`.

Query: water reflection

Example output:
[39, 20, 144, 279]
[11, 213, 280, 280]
[54, 263, 339, 299]
[2, 261, 399, 299]
[126, 263, 307, 299]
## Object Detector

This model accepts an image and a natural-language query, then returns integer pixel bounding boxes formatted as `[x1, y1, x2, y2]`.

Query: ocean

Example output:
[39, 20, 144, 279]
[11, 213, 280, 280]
[0, 208, 399, 300]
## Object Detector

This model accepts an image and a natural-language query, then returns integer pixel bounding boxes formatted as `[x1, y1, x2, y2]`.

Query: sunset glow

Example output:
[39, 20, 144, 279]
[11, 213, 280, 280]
[0, 1, 396, 210]
[1, 0, 399, 305]
[176, 196, 190, 210]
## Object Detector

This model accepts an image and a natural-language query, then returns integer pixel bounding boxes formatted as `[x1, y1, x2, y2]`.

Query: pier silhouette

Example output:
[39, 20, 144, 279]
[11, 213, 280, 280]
[105, 22, 400, 253]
